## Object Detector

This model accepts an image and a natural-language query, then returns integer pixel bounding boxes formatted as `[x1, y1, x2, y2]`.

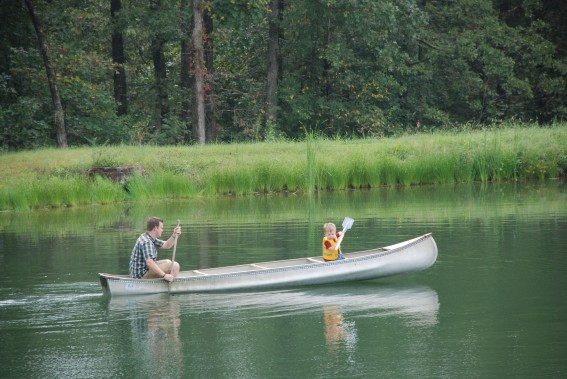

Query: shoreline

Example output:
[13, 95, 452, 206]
[1, 125, 566, 211]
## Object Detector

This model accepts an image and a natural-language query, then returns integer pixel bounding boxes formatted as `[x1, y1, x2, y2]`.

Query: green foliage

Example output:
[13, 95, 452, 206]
[417, 0, 567, 125]
[0, 95, 52, 150]
[90, 148, 120, 168]
[1, 0, 565, 148]
[1, 46, 53, 149]
[213, 8, 270, 142]
[213, 0, 269, 25]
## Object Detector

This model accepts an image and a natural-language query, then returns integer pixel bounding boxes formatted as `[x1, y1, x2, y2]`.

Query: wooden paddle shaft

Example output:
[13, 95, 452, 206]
[335, 231, 346, 251]
[170, 219, 180, 272]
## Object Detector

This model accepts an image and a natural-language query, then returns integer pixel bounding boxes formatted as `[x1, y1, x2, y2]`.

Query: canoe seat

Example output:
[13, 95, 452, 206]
[193, 270, 208, 276]
[251, 264, 268, 269]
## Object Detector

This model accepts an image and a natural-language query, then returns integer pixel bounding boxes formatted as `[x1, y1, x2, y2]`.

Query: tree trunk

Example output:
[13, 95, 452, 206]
[204, 7, 217, 142]
[111, 0, 128, 116]
[24, 0, 67, 148]
[180, 0, 191, 142]
[150, 0, 168, 134]
[266, 0, 281, 127]
[191, 0, 206, 144]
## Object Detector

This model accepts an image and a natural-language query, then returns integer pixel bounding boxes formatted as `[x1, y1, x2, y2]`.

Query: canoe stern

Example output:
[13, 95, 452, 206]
[99, 275, 111, 296]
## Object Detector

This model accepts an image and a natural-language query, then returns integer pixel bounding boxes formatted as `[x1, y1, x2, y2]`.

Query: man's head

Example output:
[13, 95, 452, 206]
[146, 216, 164, 237]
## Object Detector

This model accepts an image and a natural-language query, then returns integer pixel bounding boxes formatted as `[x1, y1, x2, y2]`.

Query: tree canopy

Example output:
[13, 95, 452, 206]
[1, 0, 565, 150]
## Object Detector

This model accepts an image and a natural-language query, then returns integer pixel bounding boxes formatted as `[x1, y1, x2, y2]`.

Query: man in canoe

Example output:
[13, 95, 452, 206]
[322, 222, 345, 262]
[129, 216, 181, 282]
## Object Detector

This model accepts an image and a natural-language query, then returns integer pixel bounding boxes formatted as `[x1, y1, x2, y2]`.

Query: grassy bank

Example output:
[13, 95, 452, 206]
[1, 124, 566, 211]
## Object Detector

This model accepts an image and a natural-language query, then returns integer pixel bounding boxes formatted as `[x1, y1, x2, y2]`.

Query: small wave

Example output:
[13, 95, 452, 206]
[0, 299, 27, 307]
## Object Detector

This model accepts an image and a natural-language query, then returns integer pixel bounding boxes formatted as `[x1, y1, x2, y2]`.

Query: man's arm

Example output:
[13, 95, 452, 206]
[162, 226, 182, 249]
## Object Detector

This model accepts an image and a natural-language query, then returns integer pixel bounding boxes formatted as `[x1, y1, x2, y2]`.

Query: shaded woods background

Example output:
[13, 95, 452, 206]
[1, 0, 566, 149]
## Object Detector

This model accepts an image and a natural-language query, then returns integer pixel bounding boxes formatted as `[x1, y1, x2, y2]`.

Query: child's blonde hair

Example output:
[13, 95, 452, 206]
[323, 223, 336, 233]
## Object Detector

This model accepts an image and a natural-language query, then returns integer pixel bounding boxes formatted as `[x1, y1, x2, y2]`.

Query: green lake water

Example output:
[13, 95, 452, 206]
[1, 183, 566, 378]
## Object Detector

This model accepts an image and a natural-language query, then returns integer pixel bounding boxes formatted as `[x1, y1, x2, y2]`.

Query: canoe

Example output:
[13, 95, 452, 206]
[99, 233, 437, 296]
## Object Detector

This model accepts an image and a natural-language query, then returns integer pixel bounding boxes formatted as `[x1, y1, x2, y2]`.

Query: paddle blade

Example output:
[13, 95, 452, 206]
[342, 217, 354, 231]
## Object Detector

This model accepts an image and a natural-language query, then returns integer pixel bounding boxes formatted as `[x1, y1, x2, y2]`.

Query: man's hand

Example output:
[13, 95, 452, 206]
[173, 226, 182, 237]
[163, 273, 174, 282]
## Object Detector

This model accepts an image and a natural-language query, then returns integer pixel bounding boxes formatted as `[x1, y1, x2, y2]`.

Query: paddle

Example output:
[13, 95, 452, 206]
[168, 220, 180, 293]
[334, 216, 354, 252]
[170, 219, 180, 269]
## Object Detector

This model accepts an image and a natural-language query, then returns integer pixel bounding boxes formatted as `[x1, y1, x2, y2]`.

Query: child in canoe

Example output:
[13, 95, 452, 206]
[322, 222, 345, 262]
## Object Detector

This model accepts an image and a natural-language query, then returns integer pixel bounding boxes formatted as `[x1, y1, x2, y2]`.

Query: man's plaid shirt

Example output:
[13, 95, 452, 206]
[129, 232, 165, 278]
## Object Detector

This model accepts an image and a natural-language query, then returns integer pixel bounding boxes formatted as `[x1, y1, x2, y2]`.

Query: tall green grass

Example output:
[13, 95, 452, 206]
[0, 176, 125, 211]
[1, 124, 566, 211]
[125, 173, 200, 201]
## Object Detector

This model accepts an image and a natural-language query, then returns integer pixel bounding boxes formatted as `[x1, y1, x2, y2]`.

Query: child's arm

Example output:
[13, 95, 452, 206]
[324, 240, 336, 251]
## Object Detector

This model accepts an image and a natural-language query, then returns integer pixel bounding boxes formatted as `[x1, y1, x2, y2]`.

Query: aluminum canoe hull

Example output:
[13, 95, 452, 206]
[99, 233, 437, 296]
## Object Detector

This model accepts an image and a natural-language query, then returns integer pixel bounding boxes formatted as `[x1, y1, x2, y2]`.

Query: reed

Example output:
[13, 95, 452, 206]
[306, 132, 317, 192]
[0, 124, 565, 211]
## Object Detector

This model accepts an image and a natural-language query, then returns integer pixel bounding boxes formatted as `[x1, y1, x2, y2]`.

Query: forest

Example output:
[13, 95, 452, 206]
[1, 0, 566, 150]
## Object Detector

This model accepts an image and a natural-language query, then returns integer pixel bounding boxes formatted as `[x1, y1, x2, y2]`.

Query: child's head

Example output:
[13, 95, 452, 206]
[323, 223, 336, 237]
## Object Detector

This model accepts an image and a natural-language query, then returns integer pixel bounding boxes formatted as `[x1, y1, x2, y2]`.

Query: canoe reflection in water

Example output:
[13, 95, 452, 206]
[108, 282, 439, 324]
[107, 283, 437, 375]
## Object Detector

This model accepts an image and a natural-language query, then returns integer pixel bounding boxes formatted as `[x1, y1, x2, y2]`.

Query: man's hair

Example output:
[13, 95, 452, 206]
[147, 216, 163, 231]
[323, 223, 336, 233]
